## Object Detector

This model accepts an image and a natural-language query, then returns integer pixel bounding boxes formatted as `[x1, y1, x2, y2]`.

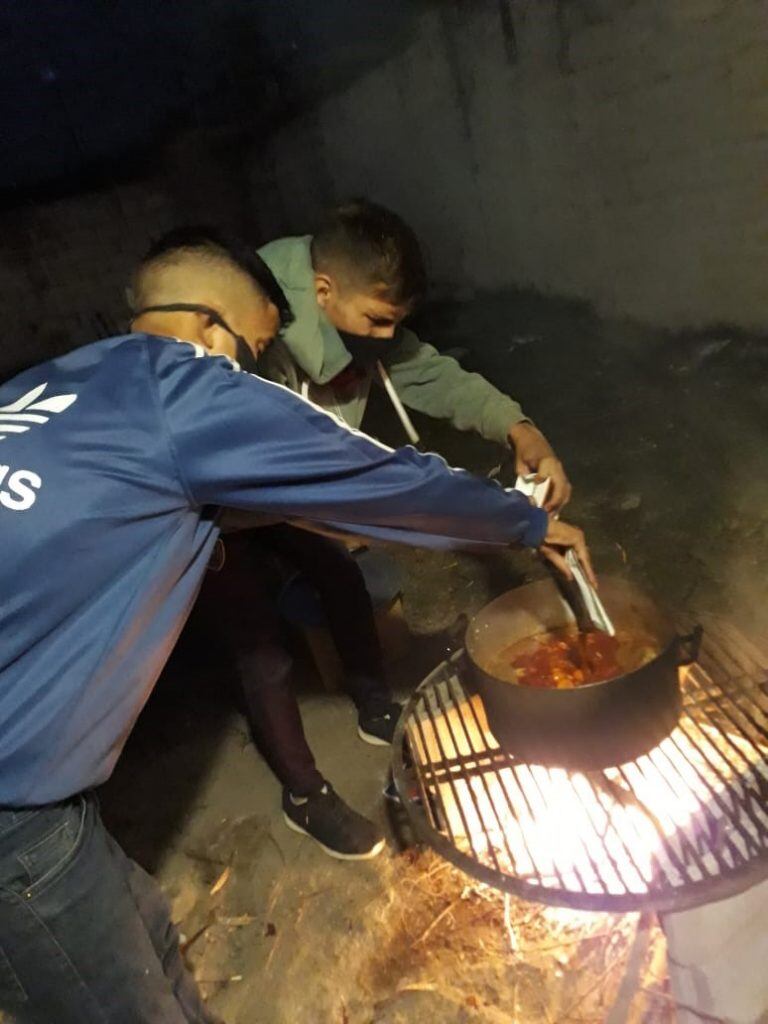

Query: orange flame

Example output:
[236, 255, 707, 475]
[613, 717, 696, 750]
[408, 665, 768, 900]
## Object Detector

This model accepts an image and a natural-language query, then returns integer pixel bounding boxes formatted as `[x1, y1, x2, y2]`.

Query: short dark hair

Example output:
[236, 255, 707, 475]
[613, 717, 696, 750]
[310, 199, 427, 306]
[137, 225, 293, 328]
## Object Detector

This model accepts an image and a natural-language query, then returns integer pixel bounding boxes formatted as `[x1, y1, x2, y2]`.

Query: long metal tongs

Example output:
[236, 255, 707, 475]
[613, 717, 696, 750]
[514, 474, 615, 636]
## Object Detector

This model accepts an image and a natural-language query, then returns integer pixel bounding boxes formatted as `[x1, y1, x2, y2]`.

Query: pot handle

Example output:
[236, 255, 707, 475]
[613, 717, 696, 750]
[677, 625, 703, 666]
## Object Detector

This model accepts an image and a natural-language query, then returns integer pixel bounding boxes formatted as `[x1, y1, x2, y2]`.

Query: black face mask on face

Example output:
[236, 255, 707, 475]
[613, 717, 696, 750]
[337, 329, 399, 371]
[132, 303, 261, 375]
[232, 333, 261, 375]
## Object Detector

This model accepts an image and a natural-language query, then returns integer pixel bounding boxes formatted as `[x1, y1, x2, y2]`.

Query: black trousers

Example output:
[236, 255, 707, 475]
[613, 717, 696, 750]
[200, 524, 389, 795]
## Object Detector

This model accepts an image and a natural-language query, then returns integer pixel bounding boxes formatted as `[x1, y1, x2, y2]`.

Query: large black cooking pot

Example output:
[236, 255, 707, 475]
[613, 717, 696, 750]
[464, 576, 701, 771]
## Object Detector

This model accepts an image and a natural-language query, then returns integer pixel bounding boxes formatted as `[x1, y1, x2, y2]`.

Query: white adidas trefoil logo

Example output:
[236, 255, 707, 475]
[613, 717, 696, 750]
[0, 383, 77, 512]
[0, 383, 78, 441]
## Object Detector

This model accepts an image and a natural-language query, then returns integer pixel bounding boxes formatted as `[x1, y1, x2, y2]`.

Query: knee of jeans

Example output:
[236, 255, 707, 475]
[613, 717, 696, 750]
[315, 554, 367, 596]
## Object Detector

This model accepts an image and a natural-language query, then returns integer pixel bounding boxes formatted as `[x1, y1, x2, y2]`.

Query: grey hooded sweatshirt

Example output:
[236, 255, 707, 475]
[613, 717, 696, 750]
[257, 236, 526, 445]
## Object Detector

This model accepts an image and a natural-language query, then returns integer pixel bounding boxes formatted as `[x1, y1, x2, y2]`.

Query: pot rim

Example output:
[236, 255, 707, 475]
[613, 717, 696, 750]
[465, 575, 682, 693]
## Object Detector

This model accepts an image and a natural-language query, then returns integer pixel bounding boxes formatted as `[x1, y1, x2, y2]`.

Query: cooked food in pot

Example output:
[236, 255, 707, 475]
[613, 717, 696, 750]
[481, 626, 658, 689]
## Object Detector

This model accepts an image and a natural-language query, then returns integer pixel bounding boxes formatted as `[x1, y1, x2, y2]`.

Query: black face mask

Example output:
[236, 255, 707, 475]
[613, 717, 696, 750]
[133, 303, 261, 375]
[232, 333, 261, 375]
[337, 329, 399, 371]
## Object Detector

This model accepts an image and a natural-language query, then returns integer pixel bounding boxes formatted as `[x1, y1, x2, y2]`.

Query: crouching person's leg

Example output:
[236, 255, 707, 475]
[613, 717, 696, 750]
[263, 526, 402, 746]
[0, 794, 219, 1024]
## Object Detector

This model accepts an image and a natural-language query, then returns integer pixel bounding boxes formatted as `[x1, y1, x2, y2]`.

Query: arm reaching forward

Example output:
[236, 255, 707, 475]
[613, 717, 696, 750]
[150, 339, 549, 552]
[385, 329, 572, 510]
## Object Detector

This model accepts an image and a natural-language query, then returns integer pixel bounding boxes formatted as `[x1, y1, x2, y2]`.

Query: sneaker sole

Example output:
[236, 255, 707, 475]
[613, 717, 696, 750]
[283, 812, 386, 860]
[357, 725, 392, 747]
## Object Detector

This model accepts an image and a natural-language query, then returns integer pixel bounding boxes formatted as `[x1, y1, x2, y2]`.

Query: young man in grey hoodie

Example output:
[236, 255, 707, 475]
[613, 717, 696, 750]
[206, 200, 573, 861]
[258, 199, 571, 505]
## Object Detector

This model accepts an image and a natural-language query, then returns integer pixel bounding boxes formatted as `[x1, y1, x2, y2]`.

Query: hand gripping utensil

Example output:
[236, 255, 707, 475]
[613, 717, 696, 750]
[514, 474, 615, 635]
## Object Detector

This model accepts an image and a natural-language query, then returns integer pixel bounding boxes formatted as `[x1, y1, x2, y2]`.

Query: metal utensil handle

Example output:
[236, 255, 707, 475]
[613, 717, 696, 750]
[540, 556, 596, 633]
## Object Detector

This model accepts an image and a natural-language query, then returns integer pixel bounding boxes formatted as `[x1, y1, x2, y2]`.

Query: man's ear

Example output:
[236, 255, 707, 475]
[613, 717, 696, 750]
[198, 312, 220, 352]
[314, 272, 333, 310]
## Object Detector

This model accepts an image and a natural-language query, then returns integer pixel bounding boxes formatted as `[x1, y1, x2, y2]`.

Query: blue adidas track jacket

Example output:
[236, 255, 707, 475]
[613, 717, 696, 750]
[0, 335, 547, 804]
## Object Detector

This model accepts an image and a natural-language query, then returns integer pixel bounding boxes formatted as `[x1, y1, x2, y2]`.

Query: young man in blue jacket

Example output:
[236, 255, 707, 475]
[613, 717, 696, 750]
[0, 229, 588, 1023]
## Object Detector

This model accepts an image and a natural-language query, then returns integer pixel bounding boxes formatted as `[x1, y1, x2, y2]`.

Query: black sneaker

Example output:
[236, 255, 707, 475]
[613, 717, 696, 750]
[282, 784, 385, 860]
[358, 702, 402, 746]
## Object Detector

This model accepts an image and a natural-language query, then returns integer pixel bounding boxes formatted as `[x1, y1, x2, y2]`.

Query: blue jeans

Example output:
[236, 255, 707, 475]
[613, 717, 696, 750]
[0, 794, 219, 1023]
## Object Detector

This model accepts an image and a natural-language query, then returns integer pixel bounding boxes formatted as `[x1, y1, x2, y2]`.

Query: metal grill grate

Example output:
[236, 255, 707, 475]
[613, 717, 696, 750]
[392, 616, 768, 912]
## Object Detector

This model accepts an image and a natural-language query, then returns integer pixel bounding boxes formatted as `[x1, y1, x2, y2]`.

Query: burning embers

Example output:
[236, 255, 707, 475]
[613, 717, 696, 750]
[395, 618, 768, 913]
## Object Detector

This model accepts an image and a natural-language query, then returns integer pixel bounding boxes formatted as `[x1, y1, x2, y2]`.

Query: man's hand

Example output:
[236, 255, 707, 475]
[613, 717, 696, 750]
[539, 518, 596, 588]
[508, 421, 571, 512]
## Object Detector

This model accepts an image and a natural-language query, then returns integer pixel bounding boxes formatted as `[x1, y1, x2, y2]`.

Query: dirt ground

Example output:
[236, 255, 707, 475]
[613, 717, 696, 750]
[101, 676, 673, 1024]
[100, 290, 767, 1023]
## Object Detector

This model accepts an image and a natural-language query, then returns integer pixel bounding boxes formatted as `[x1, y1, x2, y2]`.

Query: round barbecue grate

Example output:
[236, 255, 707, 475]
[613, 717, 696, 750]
[392, 615, 768, 913]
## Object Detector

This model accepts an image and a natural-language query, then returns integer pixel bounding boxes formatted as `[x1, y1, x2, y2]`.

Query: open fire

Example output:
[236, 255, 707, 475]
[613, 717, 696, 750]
[396, 617, 768, 914]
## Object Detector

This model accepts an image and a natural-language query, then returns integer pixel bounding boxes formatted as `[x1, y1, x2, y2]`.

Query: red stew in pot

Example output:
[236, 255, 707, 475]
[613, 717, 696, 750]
[483, 626, 656, 689]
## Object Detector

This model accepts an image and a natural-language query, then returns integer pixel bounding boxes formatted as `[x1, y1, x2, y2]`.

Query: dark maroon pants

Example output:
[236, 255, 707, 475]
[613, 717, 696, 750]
[199, 524, 388, 795]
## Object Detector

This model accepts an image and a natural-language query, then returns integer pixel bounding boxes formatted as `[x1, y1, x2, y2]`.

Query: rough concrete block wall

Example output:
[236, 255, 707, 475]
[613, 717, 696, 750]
[254, 0, 768, 329]
[0, 183, 176, 376]
[0, 131, 256, 377]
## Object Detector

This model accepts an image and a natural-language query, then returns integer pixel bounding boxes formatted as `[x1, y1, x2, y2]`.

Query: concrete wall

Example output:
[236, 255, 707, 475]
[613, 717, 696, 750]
[252, 0, 768, 330]
[1, 183, 165, 375]
[0, 131, 256, 378]
[2, 0, 765, 375]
